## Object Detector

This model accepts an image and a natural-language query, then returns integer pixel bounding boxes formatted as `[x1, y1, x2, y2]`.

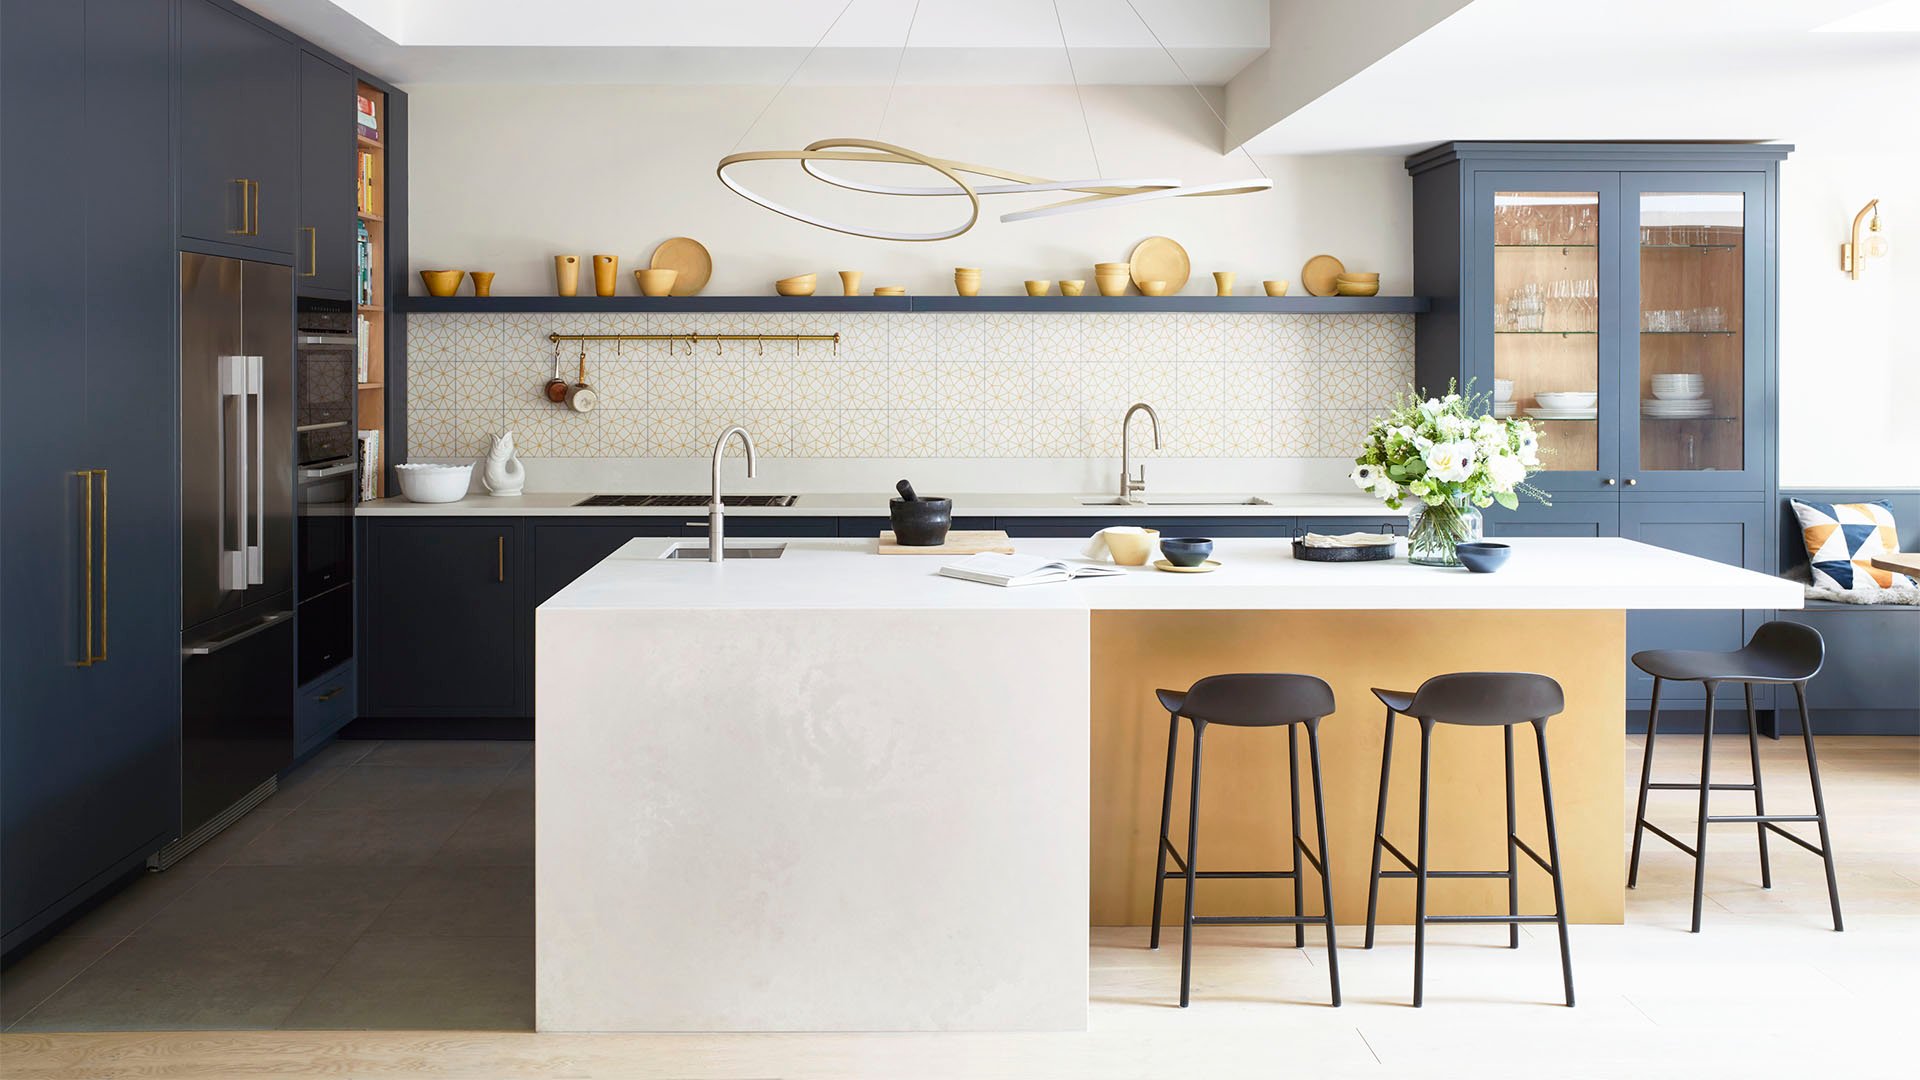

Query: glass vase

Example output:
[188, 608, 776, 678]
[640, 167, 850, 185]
[1406, 497, 1484, 567]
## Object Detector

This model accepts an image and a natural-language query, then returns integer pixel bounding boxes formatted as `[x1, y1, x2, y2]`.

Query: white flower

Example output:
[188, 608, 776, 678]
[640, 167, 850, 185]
[1424, 440, 1478, 483]
[1516, 427, 1540, 466]
[1487, 452, 1527, 490]
[1350, 463, 1381, 492]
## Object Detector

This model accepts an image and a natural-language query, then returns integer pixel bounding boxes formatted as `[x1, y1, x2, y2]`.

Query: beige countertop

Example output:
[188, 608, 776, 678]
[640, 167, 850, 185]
[355, 491, 1392, 518]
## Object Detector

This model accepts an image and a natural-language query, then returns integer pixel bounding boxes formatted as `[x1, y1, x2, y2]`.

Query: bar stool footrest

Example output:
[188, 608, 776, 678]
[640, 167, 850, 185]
[1162, 870, 1300, 881]
[1423, 914, 1562, 925]
[1380, 869, 1512, 879]
[1650, 782, 1758, 792]
[1191, 915, 1334, 926]
[1638, 820, 1699, 858]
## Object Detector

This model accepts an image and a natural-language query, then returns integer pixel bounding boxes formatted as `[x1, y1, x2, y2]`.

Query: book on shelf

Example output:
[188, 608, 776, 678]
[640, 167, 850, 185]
[355, 219, 373, 306]
[356, 429, 380, 501]
[357, 151, 376, 214]
[937, 553, 1124, 588]
[356, 93, 379, 141]
[356, 315, 371, 382]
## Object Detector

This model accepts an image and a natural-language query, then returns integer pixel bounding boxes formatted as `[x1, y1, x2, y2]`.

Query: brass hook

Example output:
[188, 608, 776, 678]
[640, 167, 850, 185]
[578, 344, 587, 383]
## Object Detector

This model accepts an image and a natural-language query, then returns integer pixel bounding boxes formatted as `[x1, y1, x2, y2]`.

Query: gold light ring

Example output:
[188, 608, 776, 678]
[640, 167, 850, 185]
[716, 140, 981, 242]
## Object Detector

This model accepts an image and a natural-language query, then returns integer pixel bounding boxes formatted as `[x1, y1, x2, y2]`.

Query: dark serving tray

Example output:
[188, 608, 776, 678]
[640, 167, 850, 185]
[1291, 538, 1396, 562]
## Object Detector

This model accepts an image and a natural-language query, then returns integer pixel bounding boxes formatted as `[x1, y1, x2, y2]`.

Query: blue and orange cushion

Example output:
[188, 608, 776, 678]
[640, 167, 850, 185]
[1789, 498, 1915, 594]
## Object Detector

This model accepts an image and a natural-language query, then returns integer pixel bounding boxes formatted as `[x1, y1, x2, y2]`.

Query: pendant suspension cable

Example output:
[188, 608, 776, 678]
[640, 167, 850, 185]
[1052, 0, 1104, 179]
[875, 0, 923, 141]
[728, 0, 855, 155]
[1122, 0, 1267, 179]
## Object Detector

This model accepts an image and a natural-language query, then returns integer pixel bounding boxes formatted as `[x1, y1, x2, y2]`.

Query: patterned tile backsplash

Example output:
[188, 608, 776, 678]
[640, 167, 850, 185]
[405, 312, 1414, 460]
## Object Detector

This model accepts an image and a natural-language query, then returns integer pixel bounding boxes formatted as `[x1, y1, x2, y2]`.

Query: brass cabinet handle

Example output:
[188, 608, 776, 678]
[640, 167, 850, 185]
[315, 685, 346, 702]
[229, 179, 250, 235]
[93, 468, 106, 663]
[497, 535, 505, 582]
[301, 226, 317, 276]
[77, 471, 94, 667]
[247, 180, 261, 236]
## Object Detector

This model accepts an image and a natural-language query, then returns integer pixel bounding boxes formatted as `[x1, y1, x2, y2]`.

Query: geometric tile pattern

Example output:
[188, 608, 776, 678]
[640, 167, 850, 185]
[404, 312, 1416, 460]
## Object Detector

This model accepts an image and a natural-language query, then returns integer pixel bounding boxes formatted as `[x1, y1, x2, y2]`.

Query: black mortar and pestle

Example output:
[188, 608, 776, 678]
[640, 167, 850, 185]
[889, 479, 953, 546]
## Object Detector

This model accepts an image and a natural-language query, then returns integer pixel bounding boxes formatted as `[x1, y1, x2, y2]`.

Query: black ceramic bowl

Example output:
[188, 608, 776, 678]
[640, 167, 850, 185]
[1159, 537, 1214, 568]
[1455, 541, 1511, 574]
[889, 497, 953, 546]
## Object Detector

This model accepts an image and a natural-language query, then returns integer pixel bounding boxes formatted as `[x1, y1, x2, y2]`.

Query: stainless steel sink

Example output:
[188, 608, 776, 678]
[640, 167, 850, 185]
[1077, 496, 1272, 507]
[661, 543, 787, 560]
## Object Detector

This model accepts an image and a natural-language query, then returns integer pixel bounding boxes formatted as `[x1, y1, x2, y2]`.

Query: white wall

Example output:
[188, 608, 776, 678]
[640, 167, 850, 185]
[405, 83, 1413, 297]
[1778, 150, 1920, 488]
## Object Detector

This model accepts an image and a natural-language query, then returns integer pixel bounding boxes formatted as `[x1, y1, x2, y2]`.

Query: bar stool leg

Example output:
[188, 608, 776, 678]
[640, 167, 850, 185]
[1179, 719, 1205, 1007]
[1745, 683, 1772, 889]
[1691, 681, 1718, 934]
[1627, 677, 1663, 889]
[1305, 719, 1342, 1007]
[1533, 719, 1576, 1007]
[1149, 710, 1179, 950]
[1504, 725, 1519, 949]
[1288, 724, 1305, 949]
[1412, 719, 1433, 1007]
[1794, 682, 1845, 932]
[1364, 708, 1395, 950]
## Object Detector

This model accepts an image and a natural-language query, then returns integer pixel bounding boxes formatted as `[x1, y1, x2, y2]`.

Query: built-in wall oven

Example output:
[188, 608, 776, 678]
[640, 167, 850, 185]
[295, 299, 356, 684]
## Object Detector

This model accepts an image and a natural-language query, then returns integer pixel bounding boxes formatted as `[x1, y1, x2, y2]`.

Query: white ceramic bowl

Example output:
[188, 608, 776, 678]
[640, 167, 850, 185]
[395, 462, 473, 503]
[1649, 384, 1703, 400]
[1534, 391, 1597, 410]
[1493, 378, 1514, 403]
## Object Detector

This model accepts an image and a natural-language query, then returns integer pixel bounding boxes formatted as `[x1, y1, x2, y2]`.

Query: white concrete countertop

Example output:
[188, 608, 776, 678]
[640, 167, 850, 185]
[545, 536, 1803, 613]
[356, 491, 1392, 517]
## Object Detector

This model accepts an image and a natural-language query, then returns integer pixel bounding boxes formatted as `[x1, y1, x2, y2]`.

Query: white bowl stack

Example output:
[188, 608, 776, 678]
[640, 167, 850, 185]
[1493, 378, 1517, 417]
[395, 462, 474, 503]
[1645, 373, 1711, 418]
[1529, 390, 1598, 420]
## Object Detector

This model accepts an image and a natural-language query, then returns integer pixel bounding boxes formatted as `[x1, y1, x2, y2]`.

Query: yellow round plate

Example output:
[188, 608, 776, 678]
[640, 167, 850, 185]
[650, 237, 712, 296]
[1129, 236, 1190, 294]
[1153, 559, 1220, 573]
[1301, 253, 1345, 297]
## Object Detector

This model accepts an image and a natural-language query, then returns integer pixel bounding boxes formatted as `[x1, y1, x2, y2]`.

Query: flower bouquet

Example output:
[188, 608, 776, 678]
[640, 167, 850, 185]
[1350, 383, 1549, 566]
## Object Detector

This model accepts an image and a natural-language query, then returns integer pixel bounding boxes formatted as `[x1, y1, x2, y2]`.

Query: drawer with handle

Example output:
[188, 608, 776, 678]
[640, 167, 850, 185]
[296, 660, 357, 756]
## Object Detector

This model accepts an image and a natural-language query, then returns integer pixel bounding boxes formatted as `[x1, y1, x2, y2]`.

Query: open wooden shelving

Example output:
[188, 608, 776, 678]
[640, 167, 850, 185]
[356, 79, 388, 499]
[398, 294, 1431, 315]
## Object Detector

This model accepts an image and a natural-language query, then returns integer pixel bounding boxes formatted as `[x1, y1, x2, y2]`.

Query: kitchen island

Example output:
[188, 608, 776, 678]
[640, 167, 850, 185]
[535, 536, 1800, 1033]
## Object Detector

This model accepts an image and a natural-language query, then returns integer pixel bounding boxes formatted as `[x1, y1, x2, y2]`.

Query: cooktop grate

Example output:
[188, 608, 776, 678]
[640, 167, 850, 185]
[574, 494, 799, 508]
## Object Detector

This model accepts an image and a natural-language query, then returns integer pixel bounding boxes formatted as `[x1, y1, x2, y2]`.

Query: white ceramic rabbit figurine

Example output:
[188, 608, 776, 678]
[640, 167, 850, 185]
[481, 431, 525, 496]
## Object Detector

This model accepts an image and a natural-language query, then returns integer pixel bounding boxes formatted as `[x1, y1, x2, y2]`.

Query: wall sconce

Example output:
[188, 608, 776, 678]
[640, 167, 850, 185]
[1841, 198, 1888, 279]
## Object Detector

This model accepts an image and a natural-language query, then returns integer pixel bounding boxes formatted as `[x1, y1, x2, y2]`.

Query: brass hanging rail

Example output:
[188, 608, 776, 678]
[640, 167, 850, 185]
[546, 331, 839, 355]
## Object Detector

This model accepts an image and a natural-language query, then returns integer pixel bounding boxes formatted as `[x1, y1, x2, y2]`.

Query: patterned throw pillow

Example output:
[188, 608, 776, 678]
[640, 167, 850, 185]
[1790, 498, 1915, 594]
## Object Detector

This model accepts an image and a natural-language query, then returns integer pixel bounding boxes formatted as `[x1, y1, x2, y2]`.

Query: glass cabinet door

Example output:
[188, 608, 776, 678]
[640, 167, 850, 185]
[1621, 173, 1765, 490]
[1479, 172, 1621, 493]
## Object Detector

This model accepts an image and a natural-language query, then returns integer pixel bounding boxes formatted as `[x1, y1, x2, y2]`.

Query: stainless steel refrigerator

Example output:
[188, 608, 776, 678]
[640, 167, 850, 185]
[177, 253, 295, 843]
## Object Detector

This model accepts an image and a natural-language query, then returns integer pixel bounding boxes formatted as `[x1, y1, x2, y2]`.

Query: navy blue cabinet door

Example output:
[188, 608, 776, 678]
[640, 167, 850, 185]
[1620, 498, 1768, 706]
[361, 521, 521, 717]
[1483, 498, 1620, 538]
[296, 51, 355, 296]
[998, 516, 1298, 538]
[178, 0, 297, 254]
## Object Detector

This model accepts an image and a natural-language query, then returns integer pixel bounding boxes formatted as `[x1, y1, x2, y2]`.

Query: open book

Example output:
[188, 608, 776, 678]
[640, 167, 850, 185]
[938, 553, 1126, 588]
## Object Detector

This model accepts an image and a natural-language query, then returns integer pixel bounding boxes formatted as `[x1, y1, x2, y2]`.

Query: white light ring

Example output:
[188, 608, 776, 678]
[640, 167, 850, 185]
[716, 143, 981, 243]
[999, 177, 1275, 224]
[800, 152, 1178, 199]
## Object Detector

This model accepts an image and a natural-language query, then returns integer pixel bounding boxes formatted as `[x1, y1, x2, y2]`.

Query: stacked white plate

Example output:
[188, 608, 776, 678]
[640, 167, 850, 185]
[1650, 373, 1704, 400]
[1528, 390, 1597, 420]
[1493, 401, 1518, 418]
[1643, 397, 1715, 418]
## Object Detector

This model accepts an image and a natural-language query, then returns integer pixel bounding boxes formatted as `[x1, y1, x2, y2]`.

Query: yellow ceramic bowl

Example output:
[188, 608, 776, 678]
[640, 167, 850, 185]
[419, 269, 463, 297]
[1138, 279, 1170, 297]
[1024, 280, 1051, 297]
[774, 274, 817, 297]
[1333, 280, 1380, 296]
[1094, 262, 1129, 272]
[1335, 272, 1380, 282]
[873, 286, 906, 296]
[1059, 280, 1085, 297]
[1095, 273, 1130, 297]
[635, 268, 679, 297]
[1262, 279, 1290, 297]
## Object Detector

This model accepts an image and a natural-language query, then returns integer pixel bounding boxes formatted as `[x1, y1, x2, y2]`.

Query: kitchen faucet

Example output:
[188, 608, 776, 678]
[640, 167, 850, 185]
[1119, 402, 1162, 503]
[708, 426, 757, 562]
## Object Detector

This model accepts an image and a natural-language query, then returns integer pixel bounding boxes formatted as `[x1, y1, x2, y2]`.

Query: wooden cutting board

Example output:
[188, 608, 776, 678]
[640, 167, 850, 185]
[876, 530, 1014, 555]
[1870, 552, 1920, 577]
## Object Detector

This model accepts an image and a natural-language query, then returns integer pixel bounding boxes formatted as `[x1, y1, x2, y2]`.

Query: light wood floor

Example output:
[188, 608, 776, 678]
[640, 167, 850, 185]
[3, 735, 1914, 1079]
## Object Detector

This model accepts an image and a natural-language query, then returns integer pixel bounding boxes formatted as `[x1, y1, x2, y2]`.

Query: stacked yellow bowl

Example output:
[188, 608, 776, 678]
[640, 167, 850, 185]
[1094, 262, 1130, 297]
[1334, 272, 1380, 297]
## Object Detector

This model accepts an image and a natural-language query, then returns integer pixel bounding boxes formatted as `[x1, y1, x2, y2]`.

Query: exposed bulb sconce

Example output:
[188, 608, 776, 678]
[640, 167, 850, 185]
[1841, 198, 1888, 279]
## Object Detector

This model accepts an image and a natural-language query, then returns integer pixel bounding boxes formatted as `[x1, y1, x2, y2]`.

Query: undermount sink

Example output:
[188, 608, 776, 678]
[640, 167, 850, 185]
[1077, 496, 1272, 507]
[660, 543, 787, 560]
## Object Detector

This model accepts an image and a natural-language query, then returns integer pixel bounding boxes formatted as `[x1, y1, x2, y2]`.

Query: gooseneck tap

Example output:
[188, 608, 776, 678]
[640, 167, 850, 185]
[1119, 402, 1162, 503]
[708, 426, 757, 562]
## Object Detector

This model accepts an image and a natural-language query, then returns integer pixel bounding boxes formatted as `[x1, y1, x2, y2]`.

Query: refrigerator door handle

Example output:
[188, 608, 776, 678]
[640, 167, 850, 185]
[182, 610, 290, 657]
[218, 355, 249, 591]
[246, 354, 265, 585]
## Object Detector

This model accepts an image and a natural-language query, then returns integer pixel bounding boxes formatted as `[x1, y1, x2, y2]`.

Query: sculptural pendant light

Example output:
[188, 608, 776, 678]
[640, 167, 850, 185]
[714, 0, 1271, 241]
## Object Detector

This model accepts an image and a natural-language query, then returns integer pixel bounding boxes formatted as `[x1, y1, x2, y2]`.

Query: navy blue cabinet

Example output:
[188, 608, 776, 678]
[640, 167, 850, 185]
[1619, 498, 1769, 707]
[360, 520, 522, 718]
[1484, 497, 1619, 538]
[3, 0, 180, 955]
[178, 0, 297, 256]
[297, 50, 356, 297]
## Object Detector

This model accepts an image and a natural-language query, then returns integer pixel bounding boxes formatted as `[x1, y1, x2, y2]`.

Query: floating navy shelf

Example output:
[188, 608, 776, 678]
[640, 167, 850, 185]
[399, 294, 1431, 315]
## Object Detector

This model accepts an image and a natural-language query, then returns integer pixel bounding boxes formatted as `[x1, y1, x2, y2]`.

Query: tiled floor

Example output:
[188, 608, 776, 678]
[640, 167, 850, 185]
[2, 740, 533, 1032]
[3, 734, 1915, 1079]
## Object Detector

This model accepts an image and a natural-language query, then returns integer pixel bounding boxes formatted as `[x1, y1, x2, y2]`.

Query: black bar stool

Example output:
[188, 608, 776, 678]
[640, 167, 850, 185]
[1628, 620, 1842, 933]
[1148, 674, 1341, 1008]
[1363, 672, 1574, 1008]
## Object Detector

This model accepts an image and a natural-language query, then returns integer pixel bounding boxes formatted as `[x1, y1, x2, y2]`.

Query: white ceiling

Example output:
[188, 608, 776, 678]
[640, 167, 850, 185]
[1240, 0, 1920, 153]
[239, 0, 1270, 85]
